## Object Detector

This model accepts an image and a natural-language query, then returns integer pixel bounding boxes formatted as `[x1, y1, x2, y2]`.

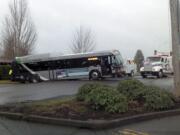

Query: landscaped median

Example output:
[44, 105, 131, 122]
[0, 79, 179, 129]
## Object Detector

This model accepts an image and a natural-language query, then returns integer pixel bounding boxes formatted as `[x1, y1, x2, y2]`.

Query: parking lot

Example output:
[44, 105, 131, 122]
[0, 76, 174, 105]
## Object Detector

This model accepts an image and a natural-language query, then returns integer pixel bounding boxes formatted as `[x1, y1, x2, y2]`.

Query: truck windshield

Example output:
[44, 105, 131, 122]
[146, 57, 161, 62]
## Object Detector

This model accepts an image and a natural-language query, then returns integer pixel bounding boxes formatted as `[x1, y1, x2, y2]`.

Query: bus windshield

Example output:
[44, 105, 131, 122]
[115, 54, 123, 65]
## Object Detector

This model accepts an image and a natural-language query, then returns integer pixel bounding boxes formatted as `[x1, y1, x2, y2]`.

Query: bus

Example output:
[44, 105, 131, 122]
[11, 50, 124, 83]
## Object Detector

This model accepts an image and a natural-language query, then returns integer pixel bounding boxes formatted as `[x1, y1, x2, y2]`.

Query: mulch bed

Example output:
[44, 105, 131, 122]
[0, 100, 180, 121]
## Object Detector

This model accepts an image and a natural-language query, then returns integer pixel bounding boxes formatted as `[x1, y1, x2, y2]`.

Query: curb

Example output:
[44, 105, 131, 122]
[0, 81, 17, 84]
[0, 109, 180, 129]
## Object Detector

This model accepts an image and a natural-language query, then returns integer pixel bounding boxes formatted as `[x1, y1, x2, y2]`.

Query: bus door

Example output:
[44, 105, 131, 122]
[48, 62, 55, 80]
[101, 56, 111, 75]
[48, 69, 55, 80]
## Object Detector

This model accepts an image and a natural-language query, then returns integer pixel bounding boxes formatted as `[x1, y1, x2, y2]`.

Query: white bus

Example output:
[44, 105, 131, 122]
[11, 50, 124, 83]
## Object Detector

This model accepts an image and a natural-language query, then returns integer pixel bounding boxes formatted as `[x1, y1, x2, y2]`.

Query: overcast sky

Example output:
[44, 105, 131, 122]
[0, 0, 172, 59]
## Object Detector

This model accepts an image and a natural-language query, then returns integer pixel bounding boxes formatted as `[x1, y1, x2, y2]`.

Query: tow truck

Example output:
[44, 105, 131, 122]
[124, 60, 137, 77]
[140, 50, 173, 78]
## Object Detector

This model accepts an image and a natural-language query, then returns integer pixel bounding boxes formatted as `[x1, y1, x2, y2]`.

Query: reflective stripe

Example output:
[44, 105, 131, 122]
[9, 69, 13, 75]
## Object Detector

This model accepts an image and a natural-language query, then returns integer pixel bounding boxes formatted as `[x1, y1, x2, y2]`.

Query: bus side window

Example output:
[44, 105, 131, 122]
[66, 60, 71, 68]
[81, 59, 88, 67]
[61, 60, 66, 69]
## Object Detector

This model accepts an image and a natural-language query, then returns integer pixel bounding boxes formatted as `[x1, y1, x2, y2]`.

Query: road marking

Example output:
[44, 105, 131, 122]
[114, 129, 150, 135]
[124, 129, 149, 135]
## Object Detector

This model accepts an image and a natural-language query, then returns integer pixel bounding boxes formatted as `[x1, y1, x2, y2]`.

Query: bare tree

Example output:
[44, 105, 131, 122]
[1, 0, 37, 60]
[70, 26, 96, 53]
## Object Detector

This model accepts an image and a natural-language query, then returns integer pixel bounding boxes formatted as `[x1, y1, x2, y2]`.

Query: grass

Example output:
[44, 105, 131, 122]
[19, 96, 89, 115]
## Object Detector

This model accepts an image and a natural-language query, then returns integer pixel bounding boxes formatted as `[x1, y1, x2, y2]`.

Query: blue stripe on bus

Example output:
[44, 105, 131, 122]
[56, 68, 89, 77]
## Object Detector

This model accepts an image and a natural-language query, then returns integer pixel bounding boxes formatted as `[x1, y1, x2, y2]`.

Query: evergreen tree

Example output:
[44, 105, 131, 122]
[134, 50, 144, 72]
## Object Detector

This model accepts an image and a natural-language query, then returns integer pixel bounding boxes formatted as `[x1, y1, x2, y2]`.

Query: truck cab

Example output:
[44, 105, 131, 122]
[140, 51, 173, 78]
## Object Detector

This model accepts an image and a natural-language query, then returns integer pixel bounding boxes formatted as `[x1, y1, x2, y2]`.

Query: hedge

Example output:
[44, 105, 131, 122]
[77, 83, 128, 113]
[117, 79, 145, 101]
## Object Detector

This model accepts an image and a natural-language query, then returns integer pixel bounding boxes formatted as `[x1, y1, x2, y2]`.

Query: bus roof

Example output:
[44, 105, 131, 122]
[16, 50, 120, 63]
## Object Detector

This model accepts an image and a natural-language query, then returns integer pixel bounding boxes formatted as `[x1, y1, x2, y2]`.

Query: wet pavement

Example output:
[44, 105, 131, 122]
[0, 77, 174, 105]
[0, 77, 176, 135]
[0, 114, 179, 135]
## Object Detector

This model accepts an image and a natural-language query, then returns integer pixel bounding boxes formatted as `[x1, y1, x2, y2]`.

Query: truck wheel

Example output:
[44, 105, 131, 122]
[129, 71, 134, 77]
[89, 70, 101, 80]
[142, 74, 147, 78]
[157, 71, 163, 78]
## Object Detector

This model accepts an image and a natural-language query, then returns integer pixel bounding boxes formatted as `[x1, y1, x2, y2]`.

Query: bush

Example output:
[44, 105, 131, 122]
[117, 79, 145, 101]
[0, 65, 11, 80]
[117, 79, 175, 111]
[86, 86, 128, 113]
[76, 83, 105, 101]
[143, 86, 175, 110]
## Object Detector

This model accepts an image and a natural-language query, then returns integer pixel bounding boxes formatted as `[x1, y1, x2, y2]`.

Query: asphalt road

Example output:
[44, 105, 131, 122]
[0, 115, 180, 135]
[0, 76, 177, 135]
[0, 77, 174, 105]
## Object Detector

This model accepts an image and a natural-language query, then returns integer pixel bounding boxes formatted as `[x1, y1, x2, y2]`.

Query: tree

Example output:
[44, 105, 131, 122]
[134, 49, 144, 72]
[70, 26, 96, 53]
[1, 0, 37, 60]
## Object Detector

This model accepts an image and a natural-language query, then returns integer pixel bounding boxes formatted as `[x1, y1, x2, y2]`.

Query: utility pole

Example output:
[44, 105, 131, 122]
[170, 0, 180, 97]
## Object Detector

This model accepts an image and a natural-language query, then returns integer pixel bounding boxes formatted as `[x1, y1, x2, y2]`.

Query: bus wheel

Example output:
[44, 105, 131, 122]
[89, 70, 100, 80]
[30, 75, 40, 83]
[20, 75, 26, 83]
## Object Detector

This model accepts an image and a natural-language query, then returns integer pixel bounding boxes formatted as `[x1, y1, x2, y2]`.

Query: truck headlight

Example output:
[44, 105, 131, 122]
[152, 68, 156, 71]
[140, 67, 144, 72]
[152, 67, 159, 72]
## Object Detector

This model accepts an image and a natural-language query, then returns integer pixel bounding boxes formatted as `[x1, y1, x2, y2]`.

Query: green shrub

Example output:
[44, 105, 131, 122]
[76, 83, 105, 101]
[117, 79, 145, 101]
[86, 86, 128, 113]
[0, 65, 11, 80]
[143, 86, 174, 110]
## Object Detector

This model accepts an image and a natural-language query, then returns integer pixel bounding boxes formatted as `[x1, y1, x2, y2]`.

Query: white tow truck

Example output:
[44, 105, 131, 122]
[140, 50, 173, 78]
[124, 60, 137, 77]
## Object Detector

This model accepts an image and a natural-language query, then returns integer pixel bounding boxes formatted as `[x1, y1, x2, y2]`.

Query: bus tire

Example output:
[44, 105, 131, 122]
[89, 70, 101, 80]
[20, 75, 26, 83]
[29, 75, 40, 83]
